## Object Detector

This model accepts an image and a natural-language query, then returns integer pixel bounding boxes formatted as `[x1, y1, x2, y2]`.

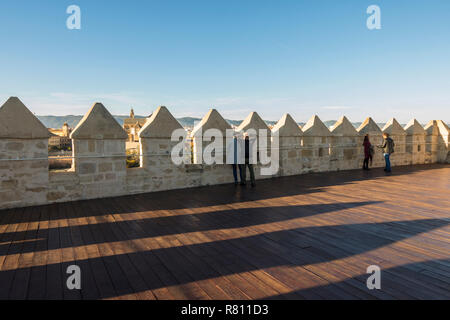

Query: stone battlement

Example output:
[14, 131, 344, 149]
[0, 97, 449, 210]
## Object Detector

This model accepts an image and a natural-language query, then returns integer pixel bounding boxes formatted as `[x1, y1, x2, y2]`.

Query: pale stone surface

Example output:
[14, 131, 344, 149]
[192, 109, 232, 164]
[382, 118, 406, 135]
[435, 120, 449, 162]
[235, 112, 272, 167]
[329, 117, 360, 170]
[0, 97, 50, 139]
[272, 114, 303, 137]
[0, 139, 49, 209]
[404, 119, 426, 165]
[302, 115, 330, 136]
[357, 117, 382, 135]
[237, 112, 270, 133]
[272, 114, 303, 176]
[192, 109, 232, 136]
[68, 103, 127, 201]
[299, 116, 331, 173]
[330, 116, 358, 136]
[139, 106, 183, 138]
[436, 120, 449, 134]
[405, 119, 426, 135]
[70, 103, 128, 140]
[424, 120, 439, 135]
[424, 120, 439, 163]
[0, 99, 448, 210]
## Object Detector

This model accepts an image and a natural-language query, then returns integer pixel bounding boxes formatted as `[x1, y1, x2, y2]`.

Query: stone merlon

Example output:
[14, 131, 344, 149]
[357, 117, 382, 135]
[404, 119, 426, 135]
[192, 109, 232, 136]
[0, 97, 50, 139]
[383, 118, 406, 135]
[139, 106, 183, 138]
[237, 112, 270, 133]
[302, 115, 330, 136]
[70, 102, 128, 140]
[272, 113, 303, 137]
[330, 116, 358, 136]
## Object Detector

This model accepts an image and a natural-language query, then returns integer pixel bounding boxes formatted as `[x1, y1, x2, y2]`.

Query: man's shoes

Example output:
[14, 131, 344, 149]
[234, 181, 238, 186]
[240, 182, 246, 186]
[251, 183, 256, 188]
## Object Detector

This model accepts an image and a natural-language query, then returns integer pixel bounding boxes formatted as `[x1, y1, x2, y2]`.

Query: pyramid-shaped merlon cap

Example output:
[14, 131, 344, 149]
[436, 120, 450, 135]
[404, 119, 425, 135]
[70, 102, 127, 140]
[357, 117, 382, 135]
[192, 109, 232, 136]
[139, 106, 183, 138]
[237, 112, 269, 132]
[382, 118, 406, 135]
[0, 97, 50, 139]
[330, 116, 358, 136]
[272, 113, 303, 136]
[424, 120, 439, 135]
[302, 115, 330, 136]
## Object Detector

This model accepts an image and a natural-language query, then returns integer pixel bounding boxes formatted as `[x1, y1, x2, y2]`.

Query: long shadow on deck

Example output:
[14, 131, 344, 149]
[0, 218, 448, 299]
[0, 201, 380, 256]
[0, 164, 447, 225]
[263, 258, 450, 300]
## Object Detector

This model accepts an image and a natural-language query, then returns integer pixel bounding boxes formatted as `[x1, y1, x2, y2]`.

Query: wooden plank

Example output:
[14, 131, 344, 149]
[0, 164, 448, 299]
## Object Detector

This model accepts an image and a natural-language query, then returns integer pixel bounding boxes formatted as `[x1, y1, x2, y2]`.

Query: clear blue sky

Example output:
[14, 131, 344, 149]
[0, 0, 449, 123]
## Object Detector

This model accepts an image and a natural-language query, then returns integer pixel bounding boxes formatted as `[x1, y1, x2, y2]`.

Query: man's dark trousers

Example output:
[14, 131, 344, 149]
[239, 161, 255, 186]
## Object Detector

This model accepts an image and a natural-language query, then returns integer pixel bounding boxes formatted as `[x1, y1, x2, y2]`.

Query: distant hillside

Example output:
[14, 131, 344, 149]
[37, 115, 278, 129]
[176, 117, 202, 128]
[37, 115, 147, 129]
[37, 115, 416, 131]
[37, 115, 83, 129]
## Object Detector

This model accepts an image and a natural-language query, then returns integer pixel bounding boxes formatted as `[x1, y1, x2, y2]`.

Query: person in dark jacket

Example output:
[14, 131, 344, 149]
[239, 133, 256, 187]
[362, 134, 372, 170]
[377, 133, 395, 172]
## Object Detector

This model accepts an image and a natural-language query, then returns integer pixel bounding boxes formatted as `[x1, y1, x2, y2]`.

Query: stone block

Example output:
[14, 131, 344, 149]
[302, 149, 313, 157]
[6, 142, 24, 151]
[105, 173, 116, 180]
[1, 179, 18, 189]
[344, 149, 355, 160]
[98, 162, 113, 172]
[0, 190, 21, 202]
[79, 162, 96, 174]
[47, 191, 66, 201]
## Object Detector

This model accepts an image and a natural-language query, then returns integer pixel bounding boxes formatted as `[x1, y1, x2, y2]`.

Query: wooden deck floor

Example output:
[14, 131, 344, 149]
[0, 164, 449, 300]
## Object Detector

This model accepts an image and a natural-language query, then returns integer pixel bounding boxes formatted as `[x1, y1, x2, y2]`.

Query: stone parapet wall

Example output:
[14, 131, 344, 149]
[1, 97, 449, 210]
[0, 138, 49, 208]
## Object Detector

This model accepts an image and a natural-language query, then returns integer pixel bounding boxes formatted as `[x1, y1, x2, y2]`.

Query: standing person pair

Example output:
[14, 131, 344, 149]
[363, 133, 395, 172]
[229, 132, 256, 187]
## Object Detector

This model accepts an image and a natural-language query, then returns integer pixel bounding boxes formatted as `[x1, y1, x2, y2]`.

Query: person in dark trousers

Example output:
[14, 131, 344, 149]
[239, 133, 256, 187]
[231, 135, 243, 185]
[377, 133, 395, 172]
[362, 134, 373, 170]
